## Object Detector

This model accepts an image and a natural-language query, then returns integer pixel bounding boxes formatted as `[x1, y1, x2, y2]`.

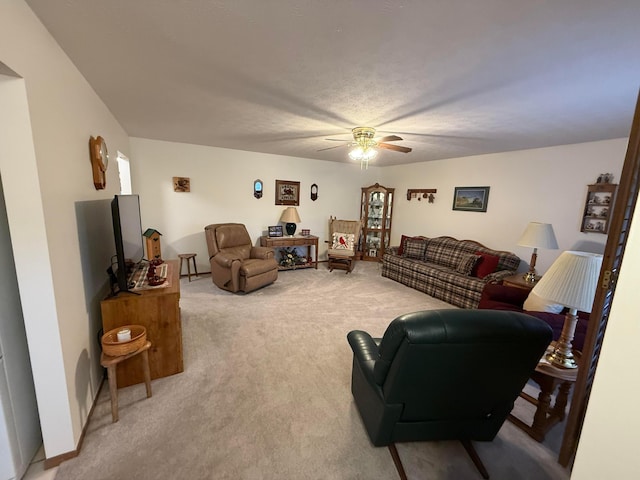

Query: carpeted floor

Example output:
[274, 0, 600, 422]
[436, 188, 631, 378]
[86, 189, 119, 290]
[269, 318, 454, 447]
[54, 262, 571, 479]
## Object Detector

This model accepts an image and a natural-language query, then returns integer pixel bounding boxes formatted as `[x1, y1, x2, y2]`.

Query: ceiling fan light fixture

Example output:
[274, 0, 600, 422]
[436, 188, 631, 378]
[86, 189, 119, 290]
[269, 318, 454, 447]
[349, 144, 377, 169]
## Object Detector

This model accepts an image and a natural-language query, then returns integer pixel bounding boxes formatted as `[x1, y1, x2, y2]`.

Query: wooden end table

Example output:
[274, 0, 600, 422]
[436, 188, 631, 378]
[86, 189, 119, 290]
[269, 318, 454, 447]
[502, 273, 540, 292]
[260, 235, 318, 270]
[508, 344, 579, 442]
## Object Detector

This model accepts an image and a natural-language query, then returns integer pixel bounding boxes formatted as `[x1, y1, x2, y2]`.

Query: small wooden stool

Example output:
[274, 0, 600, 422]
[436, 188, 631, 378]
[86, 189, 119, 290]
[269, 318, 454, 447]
[178, 253, 198, 281]
[100, 341, 152, 423]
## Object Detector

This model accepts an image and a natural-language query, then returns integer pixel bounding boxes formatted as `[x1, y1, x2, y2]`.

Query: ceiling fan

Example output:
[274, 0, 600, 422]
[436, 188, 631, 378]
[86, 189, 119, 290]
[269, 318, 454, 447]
[318, 127, 412, 168]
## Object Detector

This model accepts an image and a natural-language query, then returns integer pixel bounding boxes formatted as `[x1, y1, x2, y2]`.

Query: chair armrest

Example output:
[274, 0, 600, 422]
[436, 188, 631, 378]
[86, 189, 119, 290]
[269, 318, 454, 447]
[347, 330, 380, 385]
[479, 283, 529, 309]
[348, 330, 380, 363]
[213, 252, 241, 268]
[250, 246, 274, 259]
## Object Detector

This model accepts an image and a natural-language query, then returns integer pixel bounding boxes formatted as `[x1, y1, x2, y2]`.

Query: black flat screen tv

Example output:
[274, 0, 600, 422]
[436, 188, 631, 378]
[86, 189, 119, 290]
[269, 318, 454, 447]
[111, 194, 145, 293]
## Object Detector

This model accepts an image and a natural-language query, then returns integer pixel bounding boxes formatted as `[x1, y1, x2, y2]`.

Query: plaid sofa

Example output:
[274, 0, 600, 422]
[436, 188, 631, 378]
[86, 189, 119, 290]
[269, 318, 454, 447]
[381, 236, 520, 309]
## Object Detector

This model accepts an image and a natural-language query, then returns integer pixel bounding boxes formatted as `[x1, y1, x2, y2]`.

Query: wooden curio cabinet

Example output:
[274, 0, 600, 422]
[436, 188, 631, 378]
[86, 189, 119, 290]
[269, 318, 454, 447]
[581, 183, 617, 234]
[360, 183, 394, 261]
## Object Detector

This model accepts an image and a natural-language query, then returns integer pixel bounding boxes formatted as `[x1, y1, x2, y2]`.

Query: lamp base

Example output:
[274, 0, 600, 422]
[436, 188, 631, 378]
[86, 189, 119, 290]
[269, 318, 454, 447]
[523, 270, 537, 283]
[545, 349, 578, 369]
[545, 311, 579, 369]
[285, 223, 296, 236]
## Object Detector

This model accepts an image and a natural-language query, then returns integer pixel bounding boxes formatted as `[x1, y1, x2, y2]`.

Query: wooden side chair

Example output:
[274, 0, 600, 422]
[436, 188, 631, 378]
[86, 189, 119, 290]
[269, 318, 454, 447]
[327, 217, 363, 273]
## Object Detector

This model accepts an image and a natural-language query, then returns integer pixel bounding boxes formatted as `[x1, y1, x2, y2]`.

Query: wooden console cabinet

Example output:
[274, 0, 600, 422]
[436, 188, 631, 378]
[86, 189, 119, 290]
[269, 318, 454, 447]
[100, 259, 183, 388]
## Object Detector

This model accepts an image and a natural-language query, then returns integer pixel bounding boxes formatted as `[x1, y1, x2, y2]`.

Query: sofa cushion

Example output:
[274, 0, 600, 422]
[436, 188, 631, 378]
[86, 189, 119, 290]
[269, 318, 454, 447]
[523, 291, 564, 314]
[403, 238, 427, 259]
[398, 235, 428, 256]
[455, 253, 482, 276]
[474, 252, 500, 279]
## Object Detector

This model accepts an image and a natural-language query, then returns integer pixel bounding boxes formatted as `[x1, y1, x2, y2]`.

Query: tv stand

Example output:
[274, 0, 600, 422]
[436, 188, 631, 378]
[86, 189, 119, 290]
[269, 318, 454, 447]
[100, 259, 183, 388]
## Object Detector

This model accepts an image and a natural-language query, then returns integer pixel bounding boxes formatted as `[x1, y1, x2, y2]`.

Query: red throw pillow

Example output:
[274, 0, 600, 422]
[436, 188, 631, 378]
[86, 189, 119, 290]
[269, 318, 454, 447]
[397, 235, 410, 255]
[474, 252, 500, 279]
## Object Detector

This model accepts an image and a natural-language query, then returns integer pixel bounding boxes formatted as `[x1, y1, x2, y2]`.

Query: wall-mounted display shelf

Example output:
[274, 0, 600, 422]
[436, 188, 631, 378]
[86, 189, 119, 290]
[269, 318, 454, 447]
[581, 183, 617, 234]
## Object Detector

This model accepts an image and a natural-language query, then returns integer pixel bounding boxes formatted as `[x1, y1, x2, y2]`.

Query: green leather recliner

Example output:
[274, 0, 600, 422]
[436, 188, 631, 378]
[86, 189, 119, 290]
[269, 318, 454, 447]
[347, 309, 552, 479]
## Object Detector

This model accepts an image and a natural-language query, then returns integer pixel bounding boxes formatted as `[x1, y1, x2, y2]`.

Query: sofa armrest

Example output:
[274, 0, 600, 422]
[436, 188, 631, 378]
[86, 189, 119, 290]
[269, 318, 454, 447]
[250, 246, 274, 260]
[387, 246, 400, 256]
[213, 252, 242, 268]
[483, 269, 517, 284]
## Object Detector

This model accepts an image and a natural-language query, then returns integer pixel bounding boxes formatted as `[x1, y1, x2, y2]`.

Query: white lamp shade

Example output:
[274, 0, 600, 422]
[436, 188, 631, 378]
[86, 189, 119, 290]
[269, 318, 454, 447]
[517, 222, 559, 249]
[280, 207, 301, 223]
[532, 251, 603, 312]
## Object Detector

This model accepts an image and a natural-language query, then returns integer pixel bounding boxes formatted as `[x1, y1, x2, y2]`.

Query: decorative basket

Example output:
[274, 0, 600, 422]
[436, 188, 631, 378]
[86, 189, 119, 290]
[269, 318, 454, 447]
[101, 325, 147, 357]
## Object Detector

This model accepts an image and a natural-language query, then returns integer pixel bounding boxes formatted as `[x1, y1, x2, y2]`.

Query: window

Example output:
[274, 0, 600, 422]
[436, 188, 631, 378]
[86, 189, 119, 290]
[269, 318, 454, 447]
[116, 152, 131, 194]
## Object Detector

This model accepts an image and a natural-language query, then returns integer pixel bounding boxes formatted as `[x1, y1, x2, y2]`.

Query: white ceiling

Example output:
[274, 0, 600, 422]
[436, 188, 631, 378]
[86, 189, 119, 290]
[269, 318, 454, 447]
[25, 0, 640, 167]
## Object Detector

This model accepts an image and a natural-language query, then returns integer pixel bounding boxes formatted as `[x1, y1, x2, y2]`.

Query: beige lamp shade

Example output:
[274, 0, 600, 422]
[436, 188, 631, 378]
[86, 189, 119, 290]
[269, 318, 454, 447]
[532, 251, 602, 312]
[517, 222, 558, 282]
[279, 207, 301, 223]
[517, 222, 558, 249]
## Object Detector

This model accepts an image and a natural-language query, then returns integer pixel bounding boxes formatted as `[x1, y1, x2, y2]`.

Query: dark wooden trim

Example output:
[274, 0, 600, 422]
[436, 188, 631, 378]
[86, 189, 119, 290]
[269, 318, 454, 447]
[559, 88, 640, 467]
[388, 443, 408, 480]
[461, 440, 490, 479]
[44, 377, 106, 469]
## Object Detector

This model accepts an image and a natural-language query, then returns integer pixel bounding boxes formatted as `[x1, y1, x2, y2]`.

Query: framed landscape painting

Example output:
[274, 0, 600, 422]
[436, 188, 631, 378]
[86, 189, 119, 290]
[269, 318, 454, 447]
[452, 186, 490, 212]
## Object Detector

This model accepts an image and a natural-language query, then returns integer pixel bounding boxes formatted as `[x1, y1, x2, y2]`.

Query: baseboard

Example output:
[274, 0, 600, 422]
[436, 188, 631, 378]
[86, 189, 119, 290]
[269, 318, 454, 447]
[44, 376, 106, 469]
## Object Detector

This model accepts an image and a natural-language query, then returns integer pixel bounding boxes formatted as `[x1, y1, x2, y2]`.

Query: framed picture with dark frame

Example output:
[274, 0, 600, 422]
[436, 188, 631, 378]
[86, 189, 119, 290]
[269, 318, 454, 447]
[452, 186, 490, 212]
[275, 180, 300, 206]
[268, 225, 284, 237]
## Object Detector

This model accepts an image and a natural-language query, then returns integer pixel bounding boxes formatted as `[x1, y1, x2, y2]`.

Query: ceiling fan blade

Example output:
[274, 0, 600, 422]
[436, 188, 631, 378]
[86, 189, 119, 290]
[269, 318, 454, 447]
[377, 135, 403, 143]
[378, 143, 412, 153]
[325, 138, 349, 142]
[317, 144, 348, 152]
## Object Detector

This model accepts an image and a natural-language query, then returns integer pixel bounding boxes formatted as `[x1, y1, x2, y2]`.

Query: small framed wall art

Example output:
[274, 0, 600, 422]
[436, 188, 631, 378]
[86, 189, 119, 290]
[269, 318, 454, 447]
[275, 180, 300, 206]
[268, 225, 284, 237]
[452, 186, 490, 212]
[173, 177, 191, 192]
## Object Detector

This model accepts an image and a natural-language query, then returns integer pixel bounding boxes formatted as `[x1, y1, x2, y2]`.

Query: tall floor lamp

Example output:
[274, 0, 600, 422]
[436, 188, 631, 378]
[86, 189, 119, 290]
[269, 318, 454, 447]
[517, 222, 559, 282]
[531, 251, 603, 369]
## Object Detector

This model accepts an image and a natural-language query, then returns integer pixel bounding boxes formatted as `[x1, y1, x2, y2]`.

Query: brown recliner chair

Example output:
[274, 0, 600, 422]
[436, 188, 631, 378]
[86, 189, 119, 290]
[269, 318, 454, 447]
[204, 223, 278, 293]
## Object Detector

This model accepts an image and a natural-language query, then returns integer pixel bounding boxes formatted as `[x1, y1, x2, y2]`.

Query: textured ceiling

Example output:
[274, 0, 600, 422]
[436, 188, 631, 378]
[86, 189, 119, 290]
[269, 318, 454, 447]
[25, 0, 640, 166]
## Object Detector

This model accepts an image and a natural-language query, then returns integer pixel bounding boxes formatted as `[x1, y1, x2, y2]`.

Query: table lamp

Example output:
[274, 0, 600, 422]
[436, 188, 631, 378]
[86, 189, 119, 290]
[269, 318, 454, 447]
[517, 222, 558, 282]
[531, 251, 602, 369]
[280, 207, 301, 236]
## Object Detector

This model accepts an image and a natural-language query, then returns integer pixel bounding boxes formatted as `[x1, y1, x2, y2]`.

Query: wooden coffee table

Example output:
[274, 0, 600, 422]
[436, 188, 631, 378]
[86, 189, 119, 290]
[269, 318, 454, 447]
[508, 344, 579, 442]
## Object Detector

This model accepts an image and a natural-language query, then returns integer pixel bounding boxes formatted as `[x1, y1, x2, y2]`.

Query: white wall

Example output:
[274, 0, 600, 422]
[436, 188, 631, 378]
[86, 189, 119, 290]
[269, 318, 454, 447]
[380, 139, 627, 274]
[130, 138, 380, 270]
[1, 1, 130, 458]
[572, 193, 640, 478]
[130, 137, 626, 279]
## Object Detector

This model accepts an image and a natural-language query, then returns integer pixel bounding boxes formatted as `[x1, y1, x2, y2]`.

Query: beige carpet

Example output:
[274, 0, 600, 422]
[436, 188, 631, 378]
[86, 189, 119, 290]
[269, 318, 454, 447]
[54, 262, 570, 480]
